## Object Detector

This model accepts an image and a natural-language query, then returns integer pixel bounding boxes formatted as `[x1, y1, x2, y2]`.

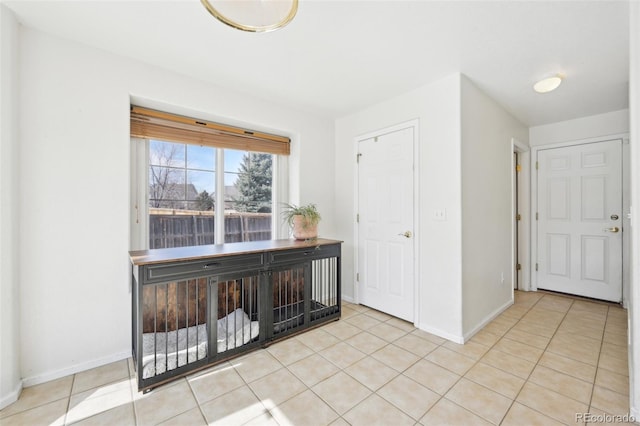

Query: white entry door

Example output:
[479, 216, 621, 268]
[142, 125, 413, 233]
[537, 140, 622, 302]
[357, 126, 415, 321]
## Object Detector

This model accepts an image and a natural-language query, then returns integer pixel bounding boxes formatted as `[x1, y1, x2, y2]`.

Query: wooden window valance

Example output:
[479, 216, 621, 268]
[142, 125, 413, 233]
[130, 106, 290, 156]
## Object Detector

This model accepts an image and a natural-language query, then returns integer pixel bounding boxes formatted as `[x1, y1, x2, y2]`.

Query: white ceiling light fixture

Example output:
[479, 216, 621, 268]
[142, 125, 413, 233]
[200, 0, 298, 33]
[533, 74, 564, 94]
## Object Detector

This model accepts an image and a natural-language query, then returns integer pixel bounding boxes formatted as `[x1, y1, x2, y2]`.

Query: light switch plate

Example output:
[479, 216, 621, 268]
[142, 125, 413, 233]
[434, 209, 447, 221]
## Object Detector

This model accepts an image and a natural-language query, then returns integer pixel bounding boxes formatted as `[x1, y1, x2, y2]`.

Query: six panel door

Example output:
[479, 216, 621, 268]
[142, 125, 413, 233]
[537, 140, 622, 302]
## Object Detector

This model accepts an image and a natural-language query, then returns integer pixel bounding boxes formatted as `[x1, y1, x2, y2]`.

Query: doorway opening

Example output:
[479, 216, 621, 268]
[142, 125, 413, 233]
[514, 151, 520, 290]
[512, 139, 530, 293]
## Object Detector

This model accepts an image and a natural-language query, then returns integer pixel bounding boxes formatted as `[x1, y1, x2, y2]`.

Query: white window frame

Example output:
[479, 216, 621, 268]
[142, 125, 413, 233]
[130, 137, 288, 250]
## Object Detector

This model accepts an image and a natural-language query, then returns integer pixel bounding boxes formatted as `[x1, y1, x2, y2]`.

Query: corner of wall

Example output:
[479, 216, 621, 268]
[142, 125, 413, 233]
[0, 381, 22, 411]
[459, 74, 527, 337]
[0, 2, 22, 409]
[628, 0, 640, 417]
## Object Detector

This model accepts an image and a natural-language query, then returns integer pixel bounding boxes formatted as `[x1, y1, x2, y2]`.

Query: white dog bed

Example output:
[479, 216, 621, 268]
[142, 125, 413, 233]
[142, 308, 259, 379]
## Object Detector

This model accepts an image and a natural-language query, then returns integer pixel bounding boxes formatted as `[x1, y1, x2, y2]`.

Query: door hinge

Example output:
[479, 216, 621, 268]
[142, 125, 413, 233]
[516, 214, 521, 221]
[516, 264, 521, 271]
[357, 153, 362, 163]
[535, 263, 539, 271]
[356, 273, 360, 282]
[536, 212, 539, 220]
[536, 161, 539, 170]
[356, 213, 360, 223]
[515, 164, 522, 172]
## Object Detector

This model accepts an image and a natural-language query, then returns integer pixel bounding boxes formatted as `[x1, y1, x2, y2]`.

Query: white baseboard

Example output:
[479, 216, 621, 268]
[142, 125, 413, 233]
[22, 350, 130, 388]
[415, 298, 513, 345]
[0, 380, 23, 410]
[417, 323, 465, 344]
[462, 298, 514, 343]
[341, 294, 355, 304]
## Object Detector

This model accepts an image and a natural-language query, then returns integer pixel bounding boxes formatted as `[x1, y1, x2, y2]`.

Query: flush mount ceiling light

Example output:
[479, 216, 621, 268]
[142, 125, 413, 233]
[201, 0, 298, 33]
[533, 75, 563, 94]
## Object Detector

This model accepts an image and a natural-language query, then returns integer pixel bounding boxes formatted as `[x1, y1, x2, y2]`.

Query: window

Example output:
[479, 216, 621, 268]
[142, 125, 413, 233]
[130, 106, 289, 250]
[149, 141, 215, 211]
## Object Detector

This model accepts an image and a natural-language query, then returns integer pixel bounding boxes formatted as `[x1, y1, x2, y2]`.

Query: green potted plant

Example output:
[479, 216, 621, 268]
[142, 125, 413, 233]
[282, 203, 321, 240]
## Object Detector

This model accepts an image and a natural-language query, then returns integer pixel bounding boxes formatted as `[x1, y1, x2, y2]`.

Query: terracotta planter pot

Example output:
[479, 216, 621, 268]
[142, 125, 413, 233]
[292, 215, 318, 240]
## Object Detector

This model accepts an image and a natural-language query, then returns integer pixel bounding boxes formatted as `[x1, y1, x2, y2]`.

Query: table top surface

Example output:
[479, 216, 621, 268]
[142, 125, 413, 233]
[129, 238, 342, 266]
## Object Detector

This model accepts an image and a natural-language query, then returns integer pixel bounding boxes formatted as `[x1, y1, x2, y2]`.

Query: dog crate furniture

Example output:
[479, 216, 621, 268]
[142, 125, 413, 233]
[129, 238, 341, 392]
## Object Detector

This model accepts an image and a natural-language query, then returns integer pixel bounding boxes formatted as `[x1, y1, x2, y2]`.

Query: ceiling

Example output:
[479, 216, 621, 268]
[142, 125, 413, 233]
[4, 0, 630, 126]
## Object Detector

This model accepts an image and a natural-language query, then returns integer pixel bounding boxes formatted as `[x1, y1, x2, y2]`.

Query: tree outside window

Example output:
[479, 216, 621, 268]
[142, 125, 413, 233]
[233, 153, 273, 213]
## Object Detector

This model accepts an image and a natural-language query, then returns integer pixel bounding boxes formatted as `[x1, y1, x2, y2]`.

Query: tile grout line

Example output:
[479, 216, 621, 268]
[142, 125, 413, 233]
[285, 310, 445, 423]
[312, 312, 421, 424]
[338, 326, 441, 423]
[235, 349, 293, 424]
[467, 294, 550, 425]
[492, 296, 546, 425]
[304, 308, 454, 424]
[396, 296, 545, 425]
[249, 323, 368, 424]
[585, 304, 609, 419]
[185, 375, 211, 426]
[126, 359, 140, 426]
[499, 295, 576, 425]
[63, 373, 76, 426]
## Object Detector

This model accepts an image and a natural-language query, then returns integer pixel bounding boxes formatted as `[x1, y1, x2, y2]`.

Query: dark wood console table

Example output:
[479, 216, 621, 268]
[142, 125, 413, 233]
[129, 238, 342, 392]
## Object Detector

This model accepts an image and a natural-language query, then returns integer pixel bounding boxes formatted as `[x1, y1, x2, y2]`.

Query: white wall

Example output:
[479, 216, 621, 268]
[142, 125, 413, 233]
[460, 76, 529, 337]
[17, 27, 335, 385]
[335, 74, 464, 341]
[628, 0, 639, 418]
[335, 73, 529, 342]
[0, 3, 21, 408]
[529, 109, 629, 146]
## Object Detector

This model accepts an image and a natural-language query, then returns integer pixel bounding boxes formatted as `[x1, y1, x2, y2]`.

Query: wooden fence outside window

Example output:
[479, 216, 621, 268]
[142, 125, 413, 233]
[149, 212, 272, 249]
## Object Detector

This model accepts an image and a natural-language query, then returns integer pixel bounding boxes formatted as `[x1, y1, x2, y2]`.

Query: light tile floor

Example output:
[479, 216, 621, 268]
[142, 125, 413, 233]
[0, 291, 632, 425]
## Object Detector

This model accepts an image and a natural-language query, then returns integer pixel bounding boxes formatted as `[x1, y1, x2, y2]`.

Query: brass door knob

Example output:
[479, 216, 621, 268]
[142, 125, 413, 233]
[604, 227, 620, 233]
[398, 231, 412, 238]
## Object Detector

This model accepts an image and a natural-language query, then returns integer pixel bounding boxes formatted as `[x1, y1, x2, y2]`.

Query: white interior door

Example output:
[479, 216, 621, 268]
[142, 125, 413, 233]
[357, 126, 414, 321]
[537, 140, 622, 302]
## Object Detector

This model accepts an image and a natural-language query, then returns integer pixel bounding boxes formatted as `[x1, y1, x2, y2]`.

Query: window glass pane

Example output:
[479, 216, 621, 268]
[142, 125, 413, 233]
[149, 140, 215, 249]
[187, 171, 215, 199]
[224, 151, 273, 243]
[149, 166, 186, 208]
[224, 149, 244, 172]
[150, 140, 185, 168]
[224, 172, 239, 209]
[187, 145, 216, 170]
[224, 152, 273, 213]
[188, 170, 215, 210]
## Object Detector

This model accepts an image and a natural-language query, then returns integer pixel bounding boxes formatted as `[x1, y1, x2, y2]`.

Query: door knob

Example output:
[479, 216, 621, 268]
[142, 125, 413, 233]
[603, 227, 620, 233]
[398, 231, 412, 238]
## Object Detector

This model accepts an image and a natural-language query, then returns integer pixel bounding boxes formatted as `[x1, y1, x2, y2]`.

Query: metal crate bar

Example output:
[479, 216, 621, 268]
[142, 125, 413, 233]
[272, 267, 305, 335]
[311, 257, 339, 320]
[216, 275, 260, 354]
[141, 280, 208, 379]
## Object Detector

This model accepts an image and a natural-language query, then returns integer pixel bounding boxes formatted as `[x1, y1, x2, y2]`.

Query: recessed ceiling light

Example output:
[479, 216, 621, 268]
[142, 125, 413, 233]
[534, 75, 563, 94]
